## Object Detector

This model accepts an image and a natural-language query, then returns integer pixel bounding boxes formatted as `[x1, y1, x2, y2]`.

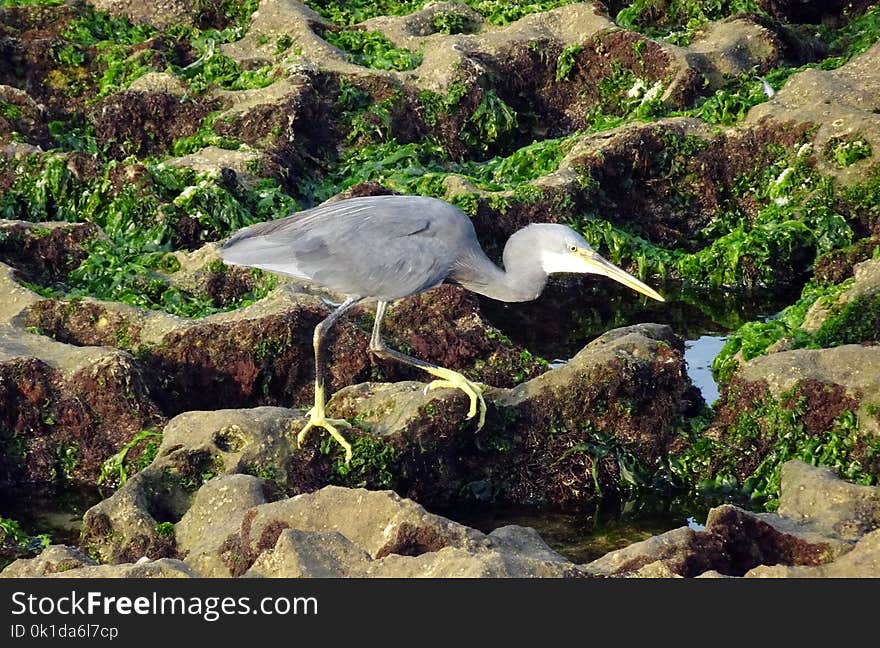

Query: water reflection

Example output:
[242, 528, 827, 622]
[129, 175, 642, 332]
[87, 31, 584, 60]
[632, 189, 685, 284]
[684, 335, 728, 406]
[0, 483, 102, 546]
[446, 497, 710, 564]
[477, 276, 802, 405]
[476, 275, 801, 361]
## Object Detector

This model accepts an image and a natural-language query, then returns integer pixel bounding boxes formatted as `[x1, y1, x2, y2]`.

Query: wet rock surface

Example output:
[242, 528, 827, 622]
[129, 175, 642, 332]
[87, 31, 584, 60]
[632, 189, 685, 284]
[7, 459, 880, 578]
[585, 460, 879, 577]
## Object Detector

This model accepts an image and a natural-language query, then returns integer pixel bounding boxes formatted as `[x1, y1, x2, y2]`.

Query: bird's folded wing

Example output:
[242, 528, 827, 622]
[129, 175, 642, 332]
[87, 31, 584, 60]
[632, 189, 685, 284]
[218, 198, 460, 300]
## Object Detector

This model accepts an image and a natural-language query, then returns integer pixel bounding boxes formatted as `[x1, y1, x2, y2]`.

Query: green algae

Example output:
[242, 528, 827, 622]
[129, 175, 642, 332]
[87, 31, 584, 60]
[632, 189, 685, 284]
[670, 390, 880, 511]
[305, 0, 581, 26]
[323, 29, 423, 71]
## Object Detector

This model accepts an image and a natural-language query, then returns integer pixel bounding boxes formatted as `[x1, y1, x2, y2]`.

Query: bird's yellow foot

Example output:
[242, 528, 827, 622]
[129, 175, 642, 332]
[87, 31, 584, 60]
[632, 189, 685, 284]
[423, 367, 487, 430]
[297, 401, 353, 463]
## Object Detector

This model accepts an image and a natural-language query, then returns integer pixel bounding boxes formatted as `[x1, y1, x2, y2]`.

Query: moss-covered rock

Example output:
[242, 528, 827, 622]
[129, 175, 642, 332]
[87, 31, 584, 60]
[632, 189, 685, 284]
[0, 322, 164, 487]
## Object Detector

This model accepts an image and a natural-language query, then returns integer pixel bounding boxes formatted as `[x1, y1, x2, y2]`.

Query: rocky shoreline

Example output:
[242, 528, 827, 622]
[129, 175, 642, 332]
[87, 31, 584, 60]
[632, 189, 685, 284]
[4, 460, 879, 577]
[2, 1, 880, 577]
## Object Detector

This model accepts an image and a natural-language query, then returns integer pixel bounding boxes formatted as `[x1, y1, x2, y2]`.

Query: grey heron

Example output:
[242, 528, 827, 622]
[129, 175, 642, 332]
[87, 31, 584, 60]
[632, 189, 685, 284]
[219, 194, 664, 462]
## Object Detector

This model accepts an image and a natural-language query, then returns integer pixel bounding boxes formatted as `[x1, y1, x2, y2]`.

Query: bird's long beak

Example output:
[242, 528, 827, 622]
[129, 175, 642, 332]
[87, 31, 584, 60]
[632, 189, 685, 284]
[577, 249, 665, 302]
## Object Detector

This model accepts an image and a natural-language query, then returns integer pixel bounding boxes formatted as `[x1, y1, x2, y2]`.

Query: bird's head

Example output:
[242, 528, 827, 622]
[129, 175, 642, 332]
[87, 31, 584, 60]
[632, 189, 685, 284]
[516, 223, 665, 302]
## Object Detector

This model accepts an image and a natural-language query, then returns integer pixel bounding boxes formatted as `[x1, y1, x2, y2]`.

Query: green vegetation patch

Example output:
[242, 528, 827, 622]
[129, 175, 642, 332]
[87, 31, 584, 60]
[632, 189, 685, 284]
[712, 165, 880, 382]
[323, 434, 401, 490]
[825, 135, 873, 168]
[555, 44, 583, 82]
[459, 90, 519, 154]
[177, 47, 278, 94]
[0, 154, 296, 317]
[680, 72, 772, 126]
[818, 4, 880, 66]
[306, 0, 580, 26]
[97, 429, 162, 488]
[616, 1, 764, 45]
[712, 236, 880, 384]
[323, 29, 422, 71]
[0, 516, 50, 570]
[305, 133, 572, 204]
[431, 11, 479, 35]
[572, 130, 859, 292]
[171, 111, 241, 156]
[670, 387, 880, 511]
[3, 0, 66, 6]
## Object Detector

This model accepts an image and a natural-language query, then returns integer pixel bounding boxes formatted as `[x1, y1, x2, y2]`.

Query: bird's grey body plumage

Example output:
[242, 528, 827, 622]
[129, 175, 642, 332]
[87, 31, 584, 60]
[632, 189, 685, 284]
[220, 194, 524, 302]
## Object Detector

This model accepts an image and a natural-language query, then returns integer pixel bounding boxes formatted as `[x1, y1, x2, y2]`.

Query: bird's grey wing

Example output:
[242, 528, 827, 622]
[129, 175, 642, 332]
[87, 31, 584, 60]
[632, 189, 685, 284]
[219, 197, 463, 300]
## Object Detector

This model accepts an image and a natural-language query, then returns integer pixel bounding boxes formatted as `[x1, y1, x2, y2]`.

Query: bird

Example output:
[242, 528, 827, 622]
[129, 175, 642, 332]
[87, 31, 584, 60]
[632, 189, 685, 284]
[218, 194, 664, 463]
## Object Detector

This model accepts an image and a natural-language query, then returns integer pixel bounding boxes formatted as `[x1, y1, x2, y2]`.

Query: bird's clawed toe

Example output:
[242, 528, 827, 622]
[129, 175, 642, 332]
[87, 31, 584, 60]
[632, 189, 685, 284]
[424, 368, 487, 430]
[297, 411, 353, 463]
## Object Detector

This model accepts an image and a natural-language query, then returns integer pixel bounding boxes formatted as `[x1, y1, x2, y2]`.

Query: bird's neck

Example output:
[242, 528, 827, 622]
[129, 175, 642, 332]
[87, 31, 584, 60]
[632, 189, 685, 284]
[453, 235, 549, 303]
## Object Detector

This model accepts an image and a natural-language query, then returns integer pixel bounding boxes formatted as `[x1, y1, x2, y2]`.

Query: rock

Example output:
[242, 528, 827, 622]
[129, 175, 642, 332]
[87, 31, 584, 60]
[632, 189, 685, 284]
[587, 460, 880, 577]
[0, 85, 50, 148]
[0, 263, 42, 325]
[586, 526, 696, 576]
[23, 279, 545, 418]
[38, 559, 196, 578]
[357, 545, 580, 578]
[324, 322, 697, 509]
[0, 220, 103, 286]
[89, 91, 214, 159]
[1, 545, 96, 577]
[218, 0, 344, 70]
[699, 361, 880, 506]
[736, 346, 880, 433]
[685, 17, 784, 88]
[747, 42, 880, 183]
[232, 486, 489, 564]
[802, 258, 880, 334]
[390, 2, 485, 38]
[127, 72, 189, 97]
[165, 146, 266, 184]
[176, 474, 269, 577]
[244, 529, 371, 578]
[746, 528, 880, 577]
[236, 486, 581, 578]
[81, 407, 298, 564]
[0, 321, 165, 485]
[79, 468, 179, 565]
[628, 560, 683, 578]
[77, 320, 698, 566]
[88, 0, 197, 28]
[777, 460, 880, 542]
[586, 503, 837, 578]
[1, 544, 194, 578]
[81, 480, 585, 578]
[486, 525, 570, 563]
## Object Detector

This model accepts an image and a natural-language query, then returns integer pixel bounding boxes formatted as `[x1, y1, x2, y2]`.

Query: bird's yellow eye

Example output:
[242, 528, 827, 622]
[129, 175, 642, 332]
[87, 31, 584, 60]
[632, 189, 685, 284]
[568, 245, 577, 252]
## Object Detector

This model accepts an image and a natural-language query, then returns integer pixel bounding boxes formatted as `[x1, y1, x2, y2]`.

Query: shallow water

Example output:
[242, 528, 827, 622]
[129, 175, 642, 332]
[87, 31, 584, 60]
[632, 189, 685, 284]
[445, 498, 711, 563]
[0, 483, 102, 547]
[477, 277, 795, 357]
[684, 334, 728, 406]
[477, 277, 798, 404]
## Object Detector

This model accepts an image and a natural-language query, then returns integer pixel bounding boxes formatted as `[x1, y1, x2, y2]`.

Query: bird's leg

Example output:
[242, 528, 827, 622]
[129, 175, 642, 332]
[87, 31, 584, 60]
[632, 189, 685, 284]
[370, 301, 487, 430]
[297, 295, 362, 463]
